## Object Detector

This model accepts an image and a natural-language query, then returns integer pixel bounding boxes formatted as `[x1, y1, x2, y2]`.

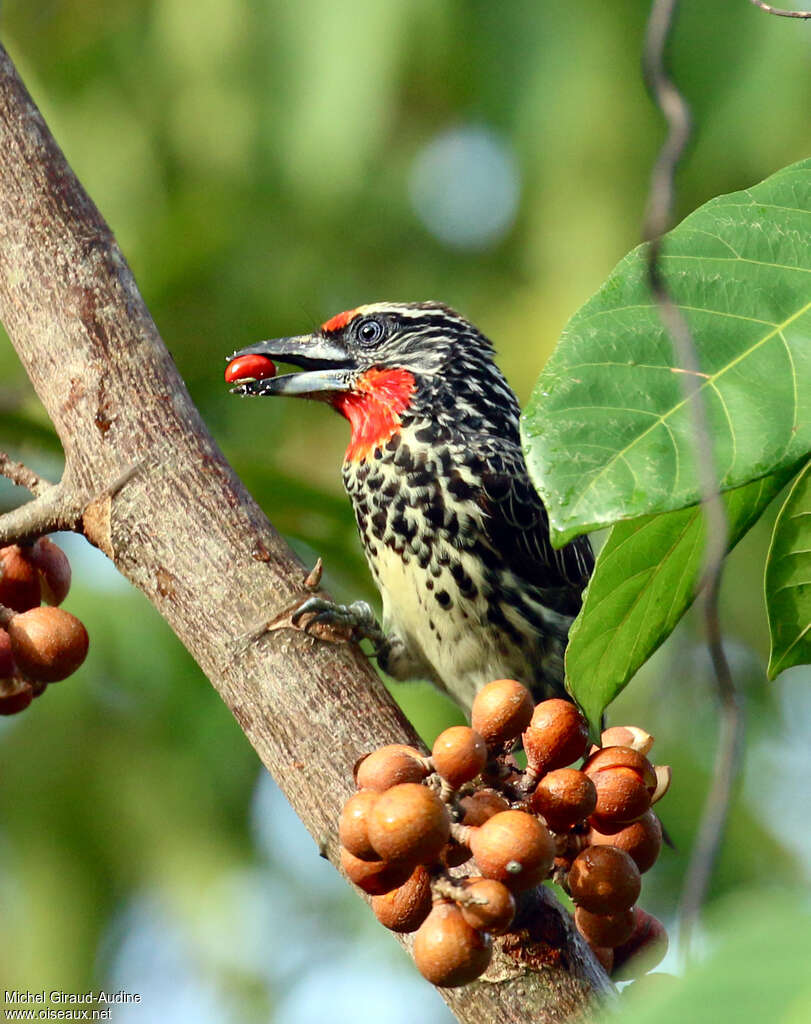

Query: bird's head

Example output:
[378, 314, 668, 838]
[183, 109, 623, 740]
[227, 301, 502, 460]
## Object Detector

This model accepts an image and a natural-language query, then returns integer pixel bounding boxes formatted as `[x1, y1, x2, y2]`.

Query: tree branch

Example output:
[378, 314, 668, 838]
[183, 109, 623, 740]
[0, 42, 611, 1023]
[0, 450, 50, 495]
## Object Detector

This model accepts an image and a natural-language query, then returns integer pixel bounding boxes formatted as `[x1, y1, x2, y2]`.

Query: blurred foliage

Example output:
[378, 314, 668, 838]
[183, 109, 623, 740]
[614, 890, 811, 1023]
[0, 1, 809, 1021]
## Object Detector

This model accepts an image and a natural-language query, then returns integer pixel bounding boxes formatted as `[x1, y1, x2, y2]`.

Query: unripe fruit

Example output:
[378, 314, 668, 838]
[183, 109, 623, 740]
[340, 847, 412, 896]
[457, 878, 516, 935]
[338, 790, 379, 861]
[568, 846, 641, 915]
[523, 699, 589, 773]
[0, 676, 33, 716]
[588, 810, 663, 873]
[601, 726, 654, 756]
[432, 726, 487, 788]
[355, 744, 428, 791]
[470, 810, 555, 891]
[5, 606, 89, 682]
[471, 679, 534, 747]
[367, 783, 450, 867]
[575, 905, 636, 948]
[371, 865, 432, 933]
[224, 353, 277, 384]
[612, 908, 669, 979]
[29, 538, 71, 606]
[413, 902, 492, 987]
[530, 768, 597, 833]
[459, 789, 510, 827]
[0, 545, 41, 612]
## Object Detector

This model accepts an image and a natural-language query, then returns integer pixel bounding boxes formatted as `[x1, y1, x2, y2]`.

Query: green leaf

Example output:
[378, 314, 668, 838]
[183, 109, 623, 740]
[765, 459, 811, 679]
[566, 470, 792, 729]
[522, 158, 811, 546]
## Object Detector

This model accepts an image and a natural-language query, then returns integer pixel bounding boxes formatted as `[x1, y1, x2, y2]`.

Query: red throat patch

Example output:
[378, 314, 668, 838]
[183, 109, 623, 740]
[321, 308, 358, 333]
[333, 368, 416, 462]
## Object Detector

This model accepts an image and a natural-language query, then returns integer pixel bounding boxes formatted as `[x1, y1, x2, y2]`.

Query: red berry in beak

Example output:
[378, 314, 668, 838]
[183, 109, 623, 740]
[224, 353, 277, 384]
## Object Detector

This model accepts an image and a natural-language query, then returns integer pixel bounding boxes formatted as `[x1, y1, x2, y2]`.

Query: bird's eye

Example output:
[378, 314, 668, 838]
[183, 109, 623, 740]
[356, 317, 385, 346]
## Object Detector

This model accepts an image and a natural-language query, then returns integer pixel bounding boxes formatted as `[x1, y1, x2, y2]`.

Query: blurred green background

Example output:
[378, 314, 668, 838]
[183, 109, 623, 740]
[1, 2, 809, 1021]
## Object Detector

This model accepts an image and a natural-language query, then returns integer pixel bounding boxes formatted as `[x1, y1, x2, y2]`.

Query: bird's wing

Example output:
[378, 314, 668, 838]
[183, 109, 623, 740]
[475, 444, 594, 616]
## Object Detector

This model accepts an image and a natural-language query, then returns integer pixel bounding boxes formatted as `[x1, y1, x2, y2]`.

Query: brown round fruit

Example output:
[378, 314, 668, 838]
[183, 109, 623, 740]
[588, 768, 652, 828]
[355, 744, 428, 792]
[612, 908, 669, 979]
[6, 606, 88, 682]
[30, 538, 72, 606]
[471, 679, 534, 747]
[589, 810, 663, 873]
[600, 726, 654, 756]
[413, 902, 493, 987]
[338, 790, 379, 860]
[432, 726, 487, 788]
[585, 746, 656, 827]
[371, 865, 433, 933]
[457, 878, 516, 935]
[339, 846, 413, 896]
[530, 768, 597, 833]
[459, 789, 510, 827]
[584, 746, 657, 792]
[470, 810, 555, 891]
[575, 905, 636, 948]
[0, 545, 41, 613]
[568, 846, 641, 915]
[590, 945, 614, 974]
[522, 699, 589, 773]
[0, 627, 15, 678]
[367, 783, 450, 867]
[0, 676, 33, 716]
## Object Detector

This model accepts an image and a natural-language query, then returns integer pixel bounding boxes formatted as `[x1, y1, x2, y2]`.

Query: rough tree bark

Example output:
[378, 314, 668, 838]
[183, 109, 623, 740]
[0, 43, 612, 1023]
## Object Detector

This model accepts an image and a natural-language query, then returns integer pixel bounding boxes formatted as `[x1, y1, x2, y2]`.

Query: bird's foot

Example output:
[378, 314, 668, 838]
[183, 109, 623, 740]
[249, 560, 389, 653]
[291, 596, 388, 650]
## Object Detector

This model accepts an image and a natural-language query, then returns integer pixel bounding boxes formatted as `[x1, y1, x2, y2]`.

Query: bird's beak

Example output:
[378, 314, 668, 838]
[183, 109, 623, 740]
[228, 334, 356, 397]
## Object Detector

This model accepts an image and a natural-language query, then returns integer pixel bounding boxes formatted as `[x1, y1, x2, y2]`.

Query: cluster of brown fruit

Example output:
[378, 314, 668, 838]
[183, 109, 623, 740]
[0, 539, 89, 715]
[339, 679, 670, 988]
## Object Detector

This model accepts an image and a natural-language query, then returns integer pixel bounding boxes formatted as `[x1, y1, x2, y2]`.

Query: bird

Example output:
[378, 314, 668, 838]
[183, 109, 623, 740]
[227, 301, 593, 711]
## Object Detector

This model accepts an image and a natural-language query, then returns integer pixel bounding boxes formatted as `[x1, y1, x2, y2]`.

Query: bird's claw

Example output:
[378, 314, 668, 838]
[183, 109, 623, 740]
[291, 597, 387, 648]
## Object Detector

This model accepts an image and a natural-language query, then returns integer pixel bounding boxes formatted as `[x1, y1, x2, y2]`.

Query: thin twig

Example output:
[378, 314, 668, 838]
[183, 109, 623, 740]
[641, 0, 745, 962]
[0, 483, 83, 546]
[749, 0, 811, 18]
[0, 451, 50, 495]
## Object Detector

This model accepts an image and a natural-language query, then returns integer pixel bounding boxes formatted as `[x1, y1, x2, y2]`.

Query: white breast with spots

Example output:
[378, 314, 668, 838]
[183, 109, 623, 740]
[370, 526, 538, 710]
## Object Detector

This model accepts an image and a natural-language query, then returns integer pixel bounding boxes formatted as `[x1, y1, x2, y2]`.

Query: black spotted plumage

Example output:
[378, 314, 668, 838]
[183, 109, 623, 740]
[234, 300, 593, 710]
[336, 302, 593, 706]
